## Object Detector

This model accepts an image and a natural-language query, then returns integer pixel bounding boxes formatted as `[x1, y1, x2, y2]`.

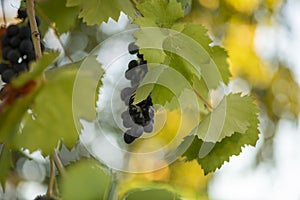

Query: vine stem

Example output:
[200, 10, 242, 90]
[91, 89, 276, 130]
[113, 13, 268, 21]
[1, 0, 7, 26]
[192, 87, 213, 111]
[34, 5, 74, 63]
[53, 150, 66, 176]
[46, 157, 55, 198]
[26, 0, 42, 60]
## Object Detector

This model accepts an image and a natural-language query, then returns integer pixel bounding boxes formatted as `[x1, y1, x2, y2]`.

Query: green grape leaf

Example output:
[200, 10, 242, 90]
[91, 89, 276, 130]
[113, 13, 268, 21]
[0, 90, 39, 144]
[196, 94, 256, 142]
[36, 0, 80, 33]
[66, 0, 135, 25]
[61, 159, 112, 200]
[10, 56, 102, 155]
[11, 66, 80, 155]
[134, 64, 190, 106]
[163, 23, 231, 89]
[124, 189, 181, 200]
[134, 0, 184, 28]
[0, 146, 13, 191]
[183, 95, 259, 174]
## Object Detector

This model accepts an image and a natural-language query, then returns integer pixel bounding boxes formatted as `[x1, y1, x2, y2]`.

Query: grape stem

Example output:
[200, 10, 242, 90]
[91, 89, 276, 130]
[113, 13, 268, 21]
[46, 157, 55, 198]
[26, 0, 42, 60]
[192, 87, 213, 111]
[34, 5, 74, 63]
[53, 150, 66, 176]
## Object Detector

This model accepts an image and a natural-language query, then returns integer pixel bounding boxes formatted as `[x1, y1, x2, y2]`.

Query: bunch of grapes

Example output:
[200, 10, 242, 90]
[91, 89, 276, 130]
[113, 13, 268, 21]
[121, 42, 155, 144]
[0, 9, 44, 84]
[33, 195, 54, 200]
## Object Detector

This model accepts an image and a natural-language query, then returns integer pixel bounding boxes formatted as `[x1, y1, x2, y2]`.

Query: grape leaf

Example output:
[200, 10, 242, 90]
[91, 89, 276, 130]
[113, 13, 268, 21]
[36, 0, 80, 33]
[134, 0, 184, 28]
[61, 159, 112, 200]
[66, 0, 135, 25]
[11, 66, 80, 155]
[10, 56, 102, 155]
[0, 146, 13, 191]
[196, 94, 256, 142]
[183, 95, 259, 174]
[163, 23, 231, 89]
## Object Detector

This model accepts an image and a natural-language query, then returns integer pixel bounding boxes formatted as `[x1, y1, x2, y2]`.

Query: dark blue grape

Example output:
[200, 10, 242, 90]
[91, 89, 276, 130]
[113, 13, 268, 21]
[6, 25, 19, 37]
[13, 62, 28, 73]
[2, 46, 12, 60]
[1, 69, 17, 83]
[7, 49, 21, 63]
[0, 63, 9, 74]
[124, 132, 137, 144]
[19, 26, 31, 39]
[1, 35, 10, 47]
[128, 42, 139, 54]
[9, 36, 21, 48]
[19, 39, 34, 54]
[17, 9, 27, 19]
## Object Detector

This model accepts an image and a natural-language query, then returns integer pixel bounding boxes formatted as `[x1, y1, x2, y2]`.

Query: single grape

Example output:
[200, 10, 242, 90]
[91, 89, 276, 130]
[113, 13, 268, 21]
[25, 51, 36, 62]
[1, 69, 17, 83]
[19, 39, 34, 54]
[137, 53, 144, 60]
[19, 26, 31, 39]
[120, 87, 134, 101]
[9, 36, 21, 48]
[6, 25, 19, 37]
[1, 35, 10, 47]
[7, 49, 21, 63]
[0, 63, 9, 74]
[2, 46, 12, 60]
[128, 42, 139, 54]
[13, 62, 28, 73]
[128, 60, 138, 70]
[123, 117, 134, 128]
[143, 122, 153, 133]
[17, 9, 27, 19]
[130, 124, 144, 137]
[124, 132, 136, 144]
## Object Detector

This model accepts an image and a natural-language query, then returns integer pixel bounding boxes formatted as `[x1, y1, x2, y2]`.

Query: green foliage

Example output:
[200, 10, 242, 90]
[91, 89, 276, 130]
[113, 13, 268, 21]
[0, 146, 13, 190]
[61, 159, 112, 200]
[11, 64, 80, 155]
[183, 95, 259, 174]
[196, 94, 256, 142]
[135, 0, 184, 28]
[66, 0, 135, 25]
[36, 0, 80, 33]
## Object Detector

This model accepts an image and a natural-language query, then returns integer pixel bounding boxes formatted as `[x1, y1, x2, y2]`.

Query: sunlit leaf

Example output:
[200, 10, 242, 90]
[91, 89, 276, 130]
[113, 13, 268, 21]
[0, 146, 13, 191]
[36, 0, 79, 33]
[61, 159, 112, 200]
[66, 0, 136, 25]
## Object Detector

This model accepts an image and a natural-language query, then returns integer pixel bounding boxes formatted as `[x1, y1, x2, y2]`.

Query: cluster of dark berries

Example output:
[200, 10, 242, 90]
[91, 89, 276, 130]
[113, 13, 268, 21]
[33, 195, 54, 200]
[0, 9, 44, 84]
[121, 42, 155, 144]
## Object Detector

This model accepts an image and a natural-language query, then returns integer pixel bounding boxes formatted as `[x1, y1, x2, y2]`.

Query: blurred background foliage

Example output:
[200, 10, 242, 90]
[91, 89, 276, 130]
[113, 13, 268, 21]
[1, 0, 300, 199]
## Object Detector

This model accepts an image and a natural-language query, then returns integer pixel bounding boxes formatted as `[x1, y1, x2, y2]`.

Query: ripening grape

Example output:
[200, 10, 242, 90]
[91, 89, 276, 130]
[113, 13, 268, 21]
[1, 69, 17, 83]
[7, 49, 21, 63]
[6, 25, 19, 37]
[19, 39, 34, 54]
[128, 42, 139, 54]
